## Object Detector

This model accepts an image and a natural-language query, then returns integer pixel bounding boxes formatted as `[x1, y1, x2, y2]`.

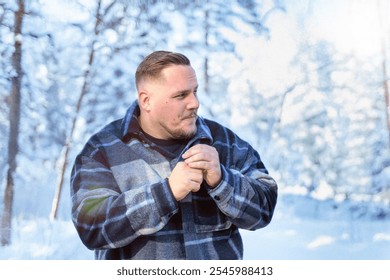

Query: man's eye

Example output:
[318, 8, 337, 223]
[176, 93, 186, 99]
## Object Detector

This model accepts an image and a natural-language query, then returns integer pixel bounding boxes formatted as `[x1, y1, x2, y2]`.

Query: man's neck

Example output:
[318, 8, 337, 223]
[142, 129, 188, 158]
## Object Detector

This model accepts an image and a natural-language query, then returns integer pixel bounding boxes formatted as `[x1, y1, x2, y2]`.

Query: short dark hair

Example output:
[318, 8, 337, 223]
[135, 51, 191, 89]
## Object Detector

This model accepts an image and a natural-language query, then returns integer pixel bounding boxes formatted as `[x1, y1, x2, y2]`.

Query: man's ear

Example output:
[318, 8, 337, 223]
[138, 90, 151, 112]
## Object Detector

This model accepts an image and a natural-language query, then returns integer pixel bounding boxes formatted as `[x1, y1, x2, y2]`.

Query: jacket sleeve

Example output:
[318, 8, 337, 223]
[207, 138, 278, 231]
[70, 151, 178, 250]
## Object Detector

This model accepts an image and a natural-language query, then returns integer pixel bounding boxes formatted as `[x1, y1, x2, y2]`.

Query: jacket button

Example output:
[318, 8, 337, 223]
[214, 195, 220, 201]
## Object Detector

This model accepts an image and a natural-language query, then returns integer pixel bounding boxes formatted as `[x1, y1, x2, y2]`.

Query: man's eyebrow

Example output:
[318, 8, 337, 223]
[187, 85, 199, 93]
[173, 85, 199, 95]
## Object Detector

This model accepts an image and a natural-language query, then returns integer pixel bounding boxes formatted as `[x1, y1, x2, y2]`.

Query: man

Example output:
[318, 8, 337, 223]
[70, 50, 277, 260]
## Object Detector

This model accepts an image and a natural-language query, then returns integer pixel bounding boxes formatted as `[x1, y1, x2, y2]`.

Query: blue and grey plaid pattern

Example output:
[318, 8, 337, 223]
[70, 101, 278, 259]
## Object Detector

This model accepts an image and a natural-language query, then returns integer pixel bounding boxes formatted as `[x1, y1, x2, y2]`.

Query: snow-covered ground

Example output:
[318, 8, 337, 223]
[242, 194, 390, 260]
[1, 193, 389, 260]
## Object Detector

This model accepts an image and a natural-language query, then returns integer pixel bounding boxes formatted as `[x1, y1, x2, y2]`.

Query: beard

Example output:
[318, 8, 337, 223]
[160, 118, 198, 140]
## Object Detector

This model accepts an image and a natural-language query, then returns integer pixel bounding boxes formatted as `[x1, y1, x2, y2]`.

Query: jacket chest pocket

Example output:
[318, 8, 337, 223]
[192, 187, 232, 233]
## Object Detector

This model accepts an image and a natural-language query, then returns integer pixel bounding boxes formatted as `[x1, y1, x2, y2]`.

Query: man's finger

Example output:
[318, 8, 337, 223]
[182, 144, 207, 159]
[186, 160, 210, 170]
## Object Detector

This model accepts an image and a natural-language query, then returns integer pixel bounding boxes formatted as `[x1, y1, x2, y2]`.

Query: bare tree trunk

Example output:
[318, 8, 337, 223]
[377, 0, 390, 148]
[382, 53, 390, 148]
[50, 0, 102, 220]
[203, 5, 210, 97]
[202, 2, 216, 118]
[1, 0, 24, 246]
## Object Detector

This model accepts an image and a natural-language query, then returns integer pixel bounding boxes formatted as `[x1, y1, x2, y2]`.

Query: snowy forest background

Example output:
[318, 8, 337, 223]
[1, 0, 390, 259]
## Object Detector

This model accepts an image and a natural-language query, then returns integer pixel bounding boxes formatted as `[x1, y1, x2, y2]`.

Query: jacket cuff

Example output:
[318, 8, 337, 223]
[207, 165, 234, 206]
[150, 179, 178, 219]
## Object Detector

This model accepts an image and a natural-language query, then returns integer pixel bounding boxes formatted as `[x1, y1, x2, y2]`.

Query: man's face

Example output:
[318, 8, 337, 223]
[142, 65, 199, 140]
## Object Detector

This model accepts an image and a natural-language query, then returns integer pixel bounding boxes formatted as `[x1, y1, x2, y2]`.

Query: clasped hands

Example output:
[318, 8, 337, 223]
[169, 144, 221, 201]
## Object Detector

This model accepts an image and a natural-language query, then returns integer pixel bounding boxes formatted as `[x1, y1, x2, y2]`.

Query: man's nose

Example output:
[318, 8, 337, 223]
[187, 92, 199, 110]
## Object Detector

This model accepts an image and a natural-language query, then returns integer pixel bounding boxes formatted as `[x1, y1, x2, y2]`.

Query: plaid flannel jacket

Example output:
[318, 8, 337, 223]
[70, 101, 278, 259]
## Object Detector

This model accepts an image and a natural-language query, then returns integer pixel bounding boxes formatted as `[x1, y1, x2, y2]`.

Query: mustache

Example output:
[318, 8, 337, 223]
[182, 112, 198, 120]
